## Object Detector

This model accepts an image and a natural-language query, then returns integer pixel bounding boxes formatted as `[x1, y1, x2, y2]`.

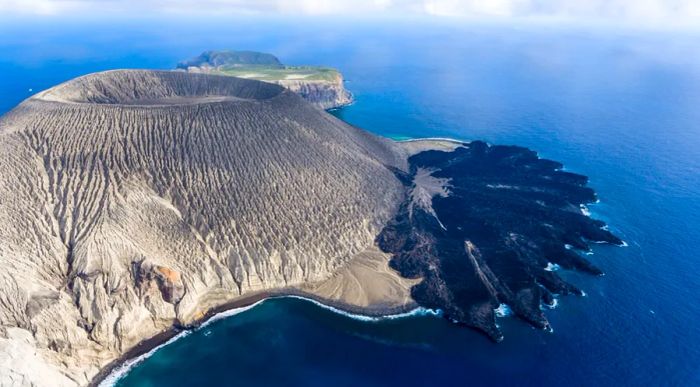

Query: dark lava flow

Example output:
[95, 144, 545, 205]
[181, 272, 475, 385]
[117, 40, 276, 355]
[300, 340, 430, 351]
[378, 141, 622, 341]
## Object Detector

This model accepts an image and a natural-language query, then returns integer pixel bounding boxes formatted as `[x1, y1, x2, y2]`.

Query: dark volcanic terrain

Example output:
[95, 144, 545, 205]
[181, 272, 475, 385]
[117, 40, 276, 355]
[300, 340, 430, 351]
[378, 141, 622, 341]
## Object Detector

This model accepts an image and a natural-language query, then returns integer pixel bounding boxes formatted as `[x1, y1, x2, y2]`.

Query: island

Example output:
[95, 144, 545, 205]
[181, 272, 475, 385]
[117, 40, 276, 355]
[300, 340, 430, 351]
[177, 50, 352, 109]
[0, 69, 620, 386]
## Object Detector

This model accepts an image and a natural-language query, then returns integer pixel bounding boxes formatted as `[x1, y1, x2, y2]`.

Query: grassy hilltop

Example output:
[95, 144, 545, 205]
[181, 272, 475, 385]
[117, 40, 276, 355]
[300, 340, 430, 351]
[215, 66, 341, 81]
[177, 50, 341, 82]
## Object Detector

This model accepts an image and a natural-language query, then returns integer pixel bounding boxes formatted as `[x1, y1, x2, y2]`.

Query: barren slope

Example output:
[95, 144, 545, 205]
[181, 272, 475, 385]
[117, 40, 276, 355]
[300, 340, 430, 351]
[0, 70, 406, 385]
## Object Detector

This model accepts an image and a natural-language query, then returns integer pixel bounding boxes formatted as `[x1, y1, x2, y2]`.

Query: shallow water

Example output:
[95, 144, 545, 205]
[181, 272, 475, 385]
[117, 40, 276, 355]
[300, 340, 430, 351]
[1, 18, 699, 386]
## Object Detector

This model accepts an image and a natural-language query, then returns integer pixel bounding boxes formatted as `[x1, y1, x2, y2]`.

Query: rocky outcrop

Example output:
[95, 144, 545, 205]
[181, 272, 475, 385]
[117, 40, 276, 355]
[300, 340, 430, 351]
[378, 141, 622, 341]
[0, 70, 404, 386]
[179, 50, 353, 110]
[176, 50, 283, 69]
[271, 75, 352, 110]
[133, 261, 185, 305]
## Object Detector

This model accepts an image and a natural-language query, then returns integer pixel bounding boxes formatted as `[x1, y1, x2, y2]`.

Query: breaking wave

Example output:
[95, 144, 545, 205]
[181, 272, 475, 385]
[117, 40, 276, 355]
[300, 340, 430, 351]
[98, 295, 441, 386]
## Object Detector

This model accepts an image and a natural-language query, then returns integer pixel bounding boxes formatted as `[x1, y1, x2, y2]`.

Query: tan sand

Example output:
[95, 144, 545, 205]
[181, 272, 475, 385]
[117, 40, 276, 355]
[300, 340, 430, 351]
[298, 245, 420, 311]
[398, 137, 466, 157]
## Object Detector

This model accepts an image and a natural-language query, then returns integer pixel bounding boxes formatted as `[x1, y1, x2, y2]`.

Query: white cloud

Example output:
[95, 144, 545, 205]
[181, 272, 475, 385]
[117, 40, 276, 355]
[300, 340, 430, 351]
[0, 0, 698, 29]
[423, 0, 521, 17]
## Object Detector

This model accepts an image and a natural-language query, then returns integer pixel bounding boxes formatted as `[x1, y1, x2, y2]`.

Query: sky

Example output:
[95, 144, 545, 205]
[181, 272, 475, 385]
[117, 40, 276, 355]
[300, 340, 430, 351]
[0, 0, 699, 30]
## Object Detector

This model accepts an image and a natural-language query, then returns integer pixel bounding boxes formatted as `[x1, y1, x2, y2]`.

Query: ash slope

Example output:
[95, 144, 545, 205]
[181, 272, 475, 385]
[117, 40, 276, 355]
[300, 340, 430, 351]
[0, 70, 406, 386]
[378, 142, 622, 341]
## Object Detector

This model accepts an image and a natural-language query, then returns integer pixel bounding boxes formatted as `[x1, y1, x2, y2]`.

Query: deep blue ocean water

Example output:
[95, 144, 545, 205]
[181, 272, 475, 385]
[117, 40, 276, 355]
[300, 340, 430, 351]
[1, 18, 699, 386]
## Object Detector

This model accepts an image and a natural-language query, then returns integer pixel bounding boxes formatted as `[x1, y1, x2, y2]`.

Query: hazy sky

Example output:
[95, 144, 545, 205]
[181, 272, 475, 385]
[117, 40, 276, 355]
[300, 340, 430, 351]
[1, 0, 699, 30]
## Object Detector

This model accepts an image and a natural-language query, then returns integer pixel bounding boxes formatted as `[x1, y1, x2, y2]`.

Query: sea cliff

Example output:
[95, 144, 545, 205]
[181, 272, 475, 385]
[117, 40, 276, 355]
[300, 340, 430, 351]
[270, 75, 352, 110]
[179, 50, 353, 109]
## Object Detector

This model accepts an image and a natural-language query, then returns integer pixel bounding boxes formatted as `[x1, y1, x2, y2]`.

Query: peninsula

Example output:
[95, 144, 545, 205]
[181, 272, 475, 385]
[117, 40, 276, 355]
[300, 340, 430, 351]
[177, 50, 352, 109]
[0, 70, 620, 386]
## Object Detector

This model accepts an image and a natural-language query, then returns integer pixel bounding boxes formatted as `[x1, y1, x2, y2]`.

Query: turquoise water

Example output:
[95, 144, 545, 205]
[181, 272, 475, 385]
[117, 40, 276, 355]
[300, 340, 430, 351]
[1, 18, 699, 386]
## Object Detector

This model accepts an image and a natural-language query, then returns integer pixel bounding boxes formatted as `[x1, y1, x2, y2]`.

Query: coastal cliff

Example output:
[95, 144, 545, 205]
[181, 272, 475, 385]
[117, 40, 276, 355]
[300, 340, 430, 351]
[179, 50, 352, 110]
[271, 76, 352, 110]
[0, 70, 620, 386]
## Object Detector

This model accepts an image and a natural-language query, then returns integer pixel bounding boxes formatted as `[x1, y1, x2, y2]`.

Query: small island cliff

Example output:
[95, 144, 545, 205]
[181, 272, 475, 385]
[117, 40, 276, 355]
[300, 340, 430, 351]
[178, 50, 353, 109]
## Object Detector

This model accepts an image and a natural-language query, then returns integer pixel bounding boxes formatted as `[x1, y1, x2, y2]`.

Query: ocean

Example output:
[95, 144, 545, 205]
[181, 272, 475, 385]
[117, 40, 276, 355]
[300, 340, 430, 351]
[1, 17, 698, 386]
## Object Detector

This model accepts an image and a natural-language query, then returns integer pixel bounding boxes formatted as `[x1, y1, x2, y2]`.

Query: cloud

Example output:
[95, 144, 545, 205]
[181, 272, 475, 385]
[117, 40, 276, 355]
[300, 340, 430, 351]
[418, 0, 700, 27]
[422, 0, 522, 17]
[0, 0, 698, 29]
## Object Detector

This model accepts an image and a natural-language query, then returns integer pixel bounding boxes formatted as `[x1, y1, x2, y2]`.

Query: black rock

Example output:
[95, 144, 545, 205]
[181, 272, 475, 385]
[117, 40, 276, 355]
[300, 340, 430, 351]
[378, 141, 622, 340]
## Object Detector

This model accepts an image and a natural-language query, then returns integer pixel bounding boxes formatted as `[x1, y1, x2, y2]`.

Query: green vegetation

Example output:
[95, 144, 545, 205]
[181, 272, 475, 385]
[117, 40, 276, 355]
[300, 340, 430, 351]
[215, 65, 341, 82]
[178, 50, 341, 82]
[177, 50, 283, 69]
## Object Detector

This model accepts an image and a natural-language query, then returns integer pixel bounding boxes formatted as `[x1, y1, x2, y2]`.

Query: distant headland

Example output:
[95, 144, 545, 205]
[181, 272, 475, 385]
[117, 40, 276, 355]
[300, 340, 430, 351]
[177, 50, 352, 109]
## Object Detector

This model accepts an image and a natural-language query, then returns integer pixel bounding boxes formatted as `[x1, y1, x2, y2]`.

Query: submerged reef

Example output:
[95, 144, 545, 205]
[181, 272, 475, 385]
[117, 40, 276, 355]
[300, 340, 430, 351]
[378, 141, 622, 341]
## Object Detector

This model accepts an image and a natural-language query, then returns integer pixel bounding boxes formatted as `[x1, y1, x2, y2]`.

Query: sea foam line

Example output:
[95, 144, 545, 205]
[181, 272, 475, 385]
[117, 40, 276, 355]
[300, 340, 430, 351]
[97, 295, 440, 386]
[198, 299, 266, 329]
[284, 295, 442, 321]
[98, 330, 193, 387]
[396, 137, 466, 144]
[101, 300, 271, 386]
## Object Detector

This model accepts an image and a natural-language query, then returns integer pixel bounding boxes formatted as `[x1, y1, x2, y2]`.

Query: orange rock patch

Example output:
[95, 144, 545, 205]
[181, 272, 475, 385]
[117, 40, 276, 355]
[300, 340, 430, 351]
[155, 266, 181, 283]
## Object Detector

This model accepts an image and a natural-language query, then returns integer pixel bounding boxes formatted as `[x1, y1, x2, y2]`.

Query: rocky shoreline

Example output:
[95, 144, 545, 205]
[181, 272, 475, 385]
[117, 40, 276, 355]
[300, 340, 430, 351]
[378, 141, 622, 341]
[91, 290, 419, 386]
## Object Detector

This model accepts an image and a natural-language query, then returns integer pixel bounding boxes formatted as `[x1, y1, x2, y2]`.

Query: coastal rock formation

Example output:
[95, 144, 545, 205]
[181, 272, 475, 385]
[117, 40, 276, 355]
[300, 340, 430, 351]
[271, 77, 352, 110]
[378, 141, 622, 341]
[179, 50, 352, 109]
[0, 69, 621, 386]
[0, 70, 403, 386]
[177, 50, 283, 69]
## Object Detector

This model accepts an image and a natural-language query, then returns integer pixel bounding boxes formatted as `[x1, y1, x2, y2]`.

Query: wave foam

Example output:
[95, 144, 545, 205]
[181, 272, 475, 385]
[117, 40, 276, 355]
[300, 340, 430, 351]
[396, 137, 465, 144]
[544, 262, 561, 272]
[198, 299, 266, 329]
[98, 295, 442, 386]
[285, 295, 441, 321]
[98, 330, 193, 387]
[580, 204, 591, 217]
[494, 303, 512, 317]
